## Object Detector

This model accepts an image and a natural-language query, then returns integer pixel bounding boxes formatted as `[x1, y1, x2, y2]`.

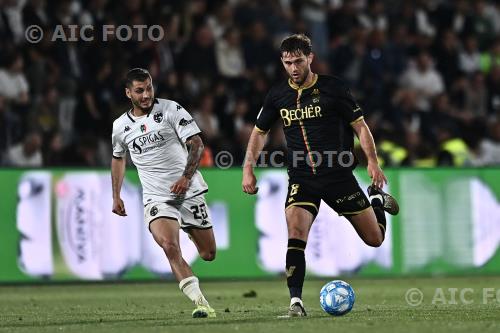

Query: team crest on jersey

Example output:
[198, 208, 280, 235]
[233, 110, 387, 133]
[150, 206, 158, 216]
[312, 88, 320, 103]
[153, 112, 163, 123]
[124, 126, 131, 133]
[140, 124, 147, 132]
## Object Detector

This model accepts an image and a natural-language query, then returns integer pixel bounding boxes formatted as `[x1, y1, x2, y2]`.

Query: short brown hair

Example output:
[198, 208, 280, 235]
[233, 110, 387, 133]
[280, 34, 312, 56]
[126, 68, 151, 87]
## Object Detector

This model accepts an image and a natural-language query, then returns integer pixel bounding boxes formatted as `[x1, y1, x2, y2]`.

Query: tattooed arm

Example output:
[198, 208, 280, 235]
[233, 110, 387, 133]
[170, 134, 204, 195]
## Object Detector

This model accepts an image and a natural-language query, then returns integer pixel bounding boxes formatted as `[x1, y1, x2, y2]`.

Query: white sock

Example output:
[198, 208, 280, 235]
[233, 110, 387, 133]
[290, 297, 303, 306]
[179, 276, 209, 306]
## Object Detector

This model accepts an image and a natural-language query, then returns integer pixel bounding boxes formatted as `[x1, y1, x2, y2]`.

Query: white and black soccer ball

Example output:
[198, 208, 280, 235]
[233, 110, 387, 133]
[319, 280, 355, 316]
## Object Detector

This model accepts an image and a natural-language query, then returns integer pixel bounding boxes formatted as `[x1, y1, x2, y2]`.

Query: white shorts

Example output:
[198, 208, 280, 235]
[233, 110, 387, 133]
[144, 194, 212, 231]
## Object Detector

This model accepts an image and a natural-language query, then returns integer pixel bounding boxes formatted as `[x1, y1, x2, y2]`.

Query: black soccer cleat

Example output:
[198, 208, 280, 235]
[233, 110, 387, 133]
[367, 185, 400, 215]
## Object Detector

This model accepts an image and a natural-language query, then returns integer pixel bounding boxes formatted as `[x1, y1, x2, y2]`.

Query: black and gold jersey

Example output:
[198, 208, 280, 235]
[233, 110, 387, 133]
[255, 74, 364, 177]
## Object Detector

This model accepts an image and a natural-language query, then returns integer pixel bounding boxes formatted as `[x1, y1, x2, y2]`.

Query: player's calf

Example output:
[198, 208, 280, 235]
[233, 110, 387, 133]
[346, 209, 384, 247]
[160, 240, 182, 260]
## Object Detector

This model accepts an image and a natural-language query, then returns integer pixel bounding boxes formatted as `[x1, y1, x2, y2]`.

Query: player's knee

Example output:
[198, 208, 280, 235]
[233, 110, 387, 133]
[288, 226, 308, 239]
[160, 240, 181, 258]
[363, 232, 384, 248]
[200, 249, 216, 261]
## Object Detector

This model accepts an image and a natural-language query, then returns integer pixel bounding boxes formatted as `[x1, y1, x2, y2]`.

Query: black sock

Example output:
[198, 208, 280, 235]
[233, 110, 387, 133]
[371, 198, 386, 240]
[286, 238, 306, 299]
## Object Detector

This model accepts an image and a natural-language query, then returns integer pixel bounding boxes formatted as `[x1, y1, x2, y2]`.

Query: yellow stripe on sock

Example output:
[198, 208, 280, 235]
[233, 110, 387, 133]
[287, 246, 305, 251]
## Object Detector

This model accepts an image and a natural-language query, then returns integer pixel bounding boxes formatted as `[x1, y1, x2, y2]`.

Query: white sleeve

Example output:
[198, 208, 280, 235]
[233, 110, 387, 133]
[18, 75, 29, 94]
[112, 122, 127, 158]
[166, 103, 201, 142]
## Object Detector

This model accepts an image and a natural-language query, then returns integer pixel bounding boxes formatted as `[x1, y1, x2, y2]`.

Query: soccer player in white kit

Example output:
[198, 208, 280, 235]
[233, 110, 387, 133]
[111, 68, 216, 318]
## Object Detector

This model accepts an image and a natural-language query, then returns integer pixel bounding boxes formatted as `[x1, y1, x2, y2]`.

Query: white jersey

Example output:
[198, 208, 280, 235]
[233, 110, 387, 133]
[112, 98, 208, 205]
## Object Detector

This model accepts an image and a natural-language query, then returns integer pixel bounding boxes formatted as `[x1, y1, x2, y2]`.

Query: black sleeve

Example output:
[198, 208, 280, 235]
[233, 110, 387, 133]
[255, 89, 280, 133]
[336, 86, 364, 124]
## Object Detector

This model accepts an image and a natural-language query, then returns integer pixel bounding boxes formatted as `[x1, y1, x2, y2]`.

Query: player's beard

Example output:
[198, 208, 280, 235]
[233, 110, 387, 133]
[132, 97, 153, 113]
[292, 68, 309, 86]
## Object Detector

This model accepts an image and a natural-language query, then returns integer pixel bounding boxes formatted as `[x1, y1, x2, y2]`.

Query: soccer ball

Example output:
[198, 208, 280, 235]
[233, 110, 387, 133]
[319, 280, 355, 316]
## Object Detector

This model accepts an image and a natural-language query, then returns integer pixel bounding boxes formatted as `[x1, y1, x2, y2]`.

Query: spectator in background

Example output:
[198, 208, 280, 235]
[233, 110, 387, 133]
[299, 0, 330, 60]
[358, 0, 388, 32]
[32, 85, 59, 139]
[0, 0, 15, 48]
[22, 0, 50, 30]
[328, 0, 359, 42]
[1, 0, 24, 44]
[0, 51, 29, 106]
[0, 95, 22, 160]
[464, 71, 488, 117]
[207, 0, 233, 40]
[436, 123, 471, 166]
[0, 0, 498, 167]
[459, 35, 481, 75]
[5, 131, 43, 167]
[399, 50, 444, 114]
[433, 0, 471, 36]
[361, 29, 393, 113]
[434, 29, 461, 88]
[180, 24, 218, 89]
[243, 21, 275, 75]
[469, 0, 496, 49]
[480, 39, 500, 74]
[486, 65, 500, 115]
[215, 27, 246, 79]
[192, 93, 220, 147]
[330, 24, 368, 87]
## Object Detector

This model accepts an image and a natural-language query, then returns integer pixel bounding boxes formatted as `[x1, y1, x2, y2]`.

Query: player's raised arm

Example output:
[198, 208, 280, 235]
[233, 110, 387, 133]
[242, 127, 268, 195]
[351, 119, 387, 188]
[111, 156, 127, 216]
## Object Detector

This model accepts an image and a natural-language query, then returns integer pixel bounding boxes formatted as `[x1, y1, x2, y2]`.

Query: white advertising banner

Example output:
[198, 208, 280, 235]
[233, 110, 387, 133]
[16, 172, 53, 278]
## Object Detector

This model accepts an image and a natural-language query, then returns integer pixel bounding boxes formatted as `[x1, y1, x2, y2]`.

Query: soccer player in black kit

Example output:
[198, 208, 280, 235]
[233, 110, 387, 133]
[242, 34, 399, 317]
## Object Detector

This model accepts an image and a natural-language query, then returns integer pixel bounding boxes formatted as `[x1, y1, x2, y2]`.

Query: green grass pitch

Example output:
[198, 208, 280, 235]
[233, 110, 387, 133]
[1, 277, 499, 333]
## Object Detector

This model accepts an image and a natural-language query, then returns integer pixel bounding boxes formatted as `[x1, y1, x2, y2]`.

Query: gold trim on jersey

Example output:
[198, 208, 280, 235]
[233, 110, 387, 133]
[288, 73, 318, 90]
[286, 201, 319, 213]
[338, 206, 371, 216]
[350, 116, 364, 125]
[254, 125, 269, 134]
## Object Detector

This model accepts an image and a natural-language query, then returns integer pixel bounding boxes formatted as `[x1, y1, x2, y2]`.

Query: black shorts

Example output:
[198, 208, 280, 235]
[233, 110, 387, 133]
[284, 172, 371, 218]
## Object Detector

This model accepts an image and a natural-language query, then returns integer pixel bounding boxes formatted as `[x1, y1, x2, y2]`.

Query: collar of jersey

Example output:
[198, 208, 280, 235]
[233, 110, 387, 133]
[288, 73, 318, 91]
[126, 98, 159, 122]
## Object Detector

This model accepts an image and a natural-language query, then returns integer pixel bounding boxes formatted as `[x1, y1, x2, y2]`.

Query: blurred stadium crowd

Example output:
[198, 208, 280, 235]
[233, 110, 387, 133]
[1, 0, 500, 168]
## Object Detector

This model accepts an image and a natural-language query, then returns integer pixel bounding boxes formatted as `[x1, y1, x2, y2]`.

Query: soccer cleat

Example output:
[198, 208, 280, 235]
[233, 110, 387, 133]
[288, 298, 307, 317]
[367, 185, 399, 215]
[192, 305, 216, 318]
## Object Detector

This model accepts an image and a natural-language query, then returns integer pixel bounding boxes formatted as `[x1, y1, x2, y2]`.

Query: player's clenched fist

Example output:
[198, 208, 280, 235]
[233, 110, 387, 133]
[112, 198, 127, 216]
